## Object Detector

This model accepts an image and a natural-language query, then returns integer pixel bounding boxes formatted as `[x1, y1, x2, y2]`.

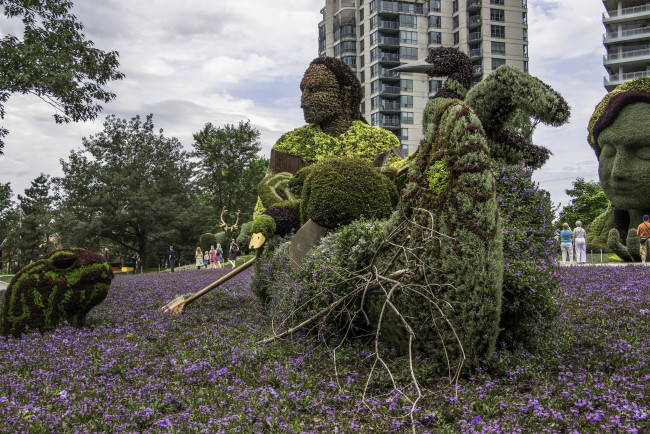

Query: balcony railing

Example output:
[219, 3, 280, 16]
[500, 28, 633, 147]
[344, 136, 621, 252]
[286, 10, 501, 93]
[380, 101, 401, 111]
[468, 32, 482, 42]
[605, 4, 650, 18]
[377, 118, 401, 127]
[468, 16, 482, 26]
[473, 65, 482, 75]
[379, 20, 399, 30]
[377, 52, 400, 62]
[607, 70, 650, 82]
[380, 85, 401, 95]
[604, 27, 650, 42]
[379, 69, 400, 79]
[468, 48, 482, 58]
[605, 48, 650, 62]
[379, 36, 400, 46]
[467, 0, 481, 9]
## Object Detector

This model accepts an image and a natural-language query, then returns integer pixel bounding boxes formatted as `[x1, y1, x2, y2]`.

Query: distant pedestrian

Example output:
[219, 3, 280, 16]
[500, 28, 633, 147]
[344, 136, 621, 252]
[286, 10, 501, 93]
[573, 221, 587, 264]
[169, 246, 176, 272]
[215, 243, 223, 269]
[195, 247, 203, 270]
[560, 223, 573, 265]
[638, 214, 650, 265]
[228, 239, 239, 268]
[203, 251, 209, 269]
[132, 253, 138, 274]
[209, 245, 216, 269]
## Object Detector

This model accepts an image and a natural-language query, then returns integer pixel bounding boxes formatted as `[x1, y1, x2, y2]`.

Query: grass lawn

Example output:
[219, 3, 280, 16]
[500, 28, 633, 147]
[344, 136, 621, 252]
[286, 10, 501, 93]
[0, 265, 648, 432]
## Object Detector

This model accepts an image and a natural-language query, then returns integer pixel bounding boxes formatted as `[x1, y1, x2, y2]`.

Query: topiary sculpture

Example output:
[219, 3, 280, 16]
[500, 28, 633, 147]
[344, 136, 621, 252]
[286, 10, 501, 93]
[262, 206, 300, 237]
[0, 248, 113, 337]
[251, 215, 276, 240]
[587, 77, 650, 261]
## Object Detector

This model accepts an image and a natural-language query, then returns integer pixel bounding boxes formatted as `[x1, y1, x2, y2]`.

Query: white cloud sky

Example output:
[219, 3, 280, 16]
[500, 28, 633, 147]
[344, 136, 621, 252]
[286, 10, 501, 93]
[0, 0, 609, 209]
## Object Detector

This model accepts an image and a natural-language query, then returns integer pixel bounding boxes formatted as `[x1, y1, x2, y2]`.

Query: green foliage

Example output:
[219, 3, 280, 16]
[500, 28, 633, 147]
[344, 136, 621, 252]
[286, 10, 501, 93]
[236, 222, 253, 246]
[0, 0, 125, 152]
[587, 202, 614, 250]
[192, 120, 269, 221]
[0, 248, 113, 337]
[273, 121, 399, 164]
[214, 232, 229, 248]
[16, 174, 55, 266]
[427, 160, 449, 195]
[55, 114, 199, 266]
[288, 166, 314, 197]
[250, 239, 289, 305]
[556, 178, 608, 231]
[251, 215, 276, 240]
[262, 207, 299, 237]
[300, 157, 396, 229]
[257, 172, 296, 210]
[608, 229, 634, 262]
[199, 233, 217, 255]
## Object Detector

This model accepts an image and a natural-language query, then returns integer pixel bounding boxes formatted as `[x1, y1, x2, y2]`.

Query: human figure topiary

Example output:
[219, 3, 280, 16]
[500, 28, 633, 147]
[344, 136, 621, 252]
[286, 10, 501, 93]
[0, 248, 113, 337]
[587, 77, 650, 261]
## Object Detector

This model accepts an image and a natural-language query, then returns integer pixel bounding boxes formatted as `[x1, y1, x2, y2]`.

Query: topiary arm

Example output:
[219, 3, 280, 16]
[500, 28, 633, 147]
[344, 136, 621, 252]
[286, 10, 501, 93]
[607, 228, 641, 262]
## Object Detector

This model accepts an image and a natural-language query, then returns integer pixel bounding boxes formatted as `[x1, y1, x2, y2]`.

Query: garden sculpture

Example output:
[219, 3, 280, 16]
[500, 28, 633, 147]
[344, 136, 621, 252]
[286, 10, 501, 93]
[0, 248, 113, 337]
[586, 76, 650, 261]
[218, 207, 240, 239]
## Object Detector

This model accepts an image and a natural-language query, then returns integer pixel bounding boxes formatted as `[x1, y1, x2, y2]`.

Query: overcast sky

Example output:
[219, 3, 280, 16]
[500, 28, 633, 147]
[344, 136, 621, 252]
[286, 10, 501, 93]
[0, 0, 605, 208]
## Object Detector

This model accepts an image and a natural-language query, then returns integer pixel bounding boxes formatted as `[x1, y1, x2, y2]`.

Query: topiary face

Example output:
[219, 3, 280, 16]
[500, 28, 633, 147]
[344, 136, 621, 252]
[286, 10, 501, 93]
[0, 248, 113, 337]
[300, 64, 348, 126]
[597, 102, 650, 212]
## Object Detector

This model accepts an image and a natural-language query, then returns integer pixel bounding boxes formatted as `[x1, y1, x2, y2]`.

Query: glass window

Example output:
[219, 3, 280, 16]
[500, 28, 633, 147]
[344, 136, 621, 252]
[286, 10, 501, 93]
[490, 0, 504, 4]
[399, 14, 417, 28]
[360, 24, 364, 37]
[523, 28, 528, 41]
[428, 0, 441, 12]
[360, 39, 364, 51]
[371, 112, 378, 126]
[522, 0, 527, 7]
[371, 79, 380, 94]
[491, 58, 506, 70]
[400, 95, 413, 108]
[524, 60, 528, 73]
[522, 12, 527, 25]
[401, 112, 414, 124]
[398, 128, 408, 140]
[453, 0, 458, 12]
[400, 79, 413, 92]
[361, 101, 365, 114]
[371, 96, 381, 110]
[523, 45, 528, 57]
[370, 15, 378, 29]
[342, 56, 357, 69]
[429, 79, 442, 93]
[370, 31, 378, 46]
[490, 8, 504, 22]
[335, 41, 357, 56]
[319, 39, 326, 52]
[428, 31, 442, 44]
[360, 55, 365, 68]
[453, 31, 459, 45]
[370, 0, 376, 13]
[491, 25, 505, 38]
[399, 46, 418, 59]
[360, 71, 365, 83]
[360, 8, 364, 21]
[453, 15, 459, 29]
[400, 30, 418, 44]
[428, 15, 441, 28]
[491, 41, 506, 55]
[370, 62, 380, 77]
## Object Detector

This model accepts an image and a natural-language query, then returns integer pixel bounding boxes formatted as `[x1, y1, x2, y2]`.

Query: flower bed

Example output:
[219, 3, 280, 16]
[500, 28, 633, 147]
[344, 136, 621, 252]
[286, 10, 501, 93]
[0, 266, 648, 432]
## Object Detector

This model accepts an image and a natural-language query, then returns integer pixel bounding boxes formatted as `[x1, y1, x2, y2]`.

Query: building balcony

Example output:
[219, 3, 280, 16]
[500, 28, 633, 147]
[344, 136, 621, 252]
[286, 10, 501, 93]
[333, 16, 355, 31]
[467, 16, 482, 28]
[467, 0, 481, 11]
[604, 69, 650, 90]
[379, 85, 401, 96]
[473, 65, 483, 75]
[378, 36, 400, 47]
[468, 32, 482, 42]
[376, 52, 400, 63]
[603, 27, 650, 44]
[603, 4, 650, 23]
[379, 101, 401, 112]
[468, 48, 483, 59]
[378, 69, 401, 80]
[378, 20, 399, 32]
[604, 48, 650, 66]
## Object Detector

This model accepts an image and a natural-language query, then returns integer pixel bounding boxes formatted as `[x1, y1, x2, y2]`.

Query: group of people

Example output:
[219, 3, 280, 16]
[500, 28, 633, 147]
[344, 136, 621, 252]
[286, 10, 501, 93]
[194, 239, 240, 270]
[560, 215, 650, 265]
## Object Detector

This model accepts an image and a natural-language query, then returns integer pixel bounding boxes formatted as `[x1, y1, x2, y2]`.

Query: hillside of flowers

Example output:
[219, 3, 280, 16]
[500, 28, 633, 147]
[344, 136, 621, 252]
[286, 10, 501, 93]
[0, 266, 648, 432]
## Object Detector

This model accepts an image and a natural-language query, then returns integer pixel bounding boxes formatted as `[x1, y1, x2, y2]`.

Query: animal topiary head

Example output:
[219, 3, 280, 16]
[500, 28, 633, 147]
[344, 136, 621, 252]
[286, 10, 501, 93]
[0, 248, 113, 337]
[251, 215, 277, 240]
[300, 157, 397, 229]
[425, 47, 473, 98]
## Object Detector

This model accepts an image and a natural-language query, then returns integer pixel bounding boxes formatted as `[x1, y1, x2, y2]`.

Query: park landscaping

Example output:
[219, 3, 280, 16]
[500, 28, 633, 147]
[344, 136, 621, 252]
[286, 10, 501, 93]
[0, 265, 647, 432]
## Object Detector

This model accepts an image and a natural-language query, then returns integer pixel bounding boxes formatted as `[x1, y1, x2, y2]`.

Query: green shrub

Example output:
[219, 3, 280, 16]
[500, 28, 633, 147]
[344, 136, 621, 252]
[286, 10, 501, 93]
[236, 222, 254, 247]
[214, 232, 229, 248]
[258, 172, 297, 210]
[0, 249, 114, 337]
[251, 215, 276, 239]
[199, 233, 217, 254]
[263, 207, 300, 237]
[274, 200, 302, 224]
[300, 157, 396, 229]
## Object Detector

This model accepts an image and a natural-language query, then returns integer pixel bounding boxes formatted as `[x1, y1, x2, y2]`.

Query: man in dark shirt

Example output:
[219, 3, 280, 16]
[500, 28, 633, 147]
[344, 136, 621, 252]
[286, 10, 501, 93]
[169, 246, 175, 272]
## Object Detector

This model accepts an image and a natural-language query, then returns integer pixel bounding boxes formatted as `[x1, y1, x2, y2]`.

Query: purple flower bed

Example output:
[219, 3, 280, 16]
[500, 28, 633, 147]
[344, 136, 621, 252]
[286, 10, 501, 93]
[0, 266, 648, 432]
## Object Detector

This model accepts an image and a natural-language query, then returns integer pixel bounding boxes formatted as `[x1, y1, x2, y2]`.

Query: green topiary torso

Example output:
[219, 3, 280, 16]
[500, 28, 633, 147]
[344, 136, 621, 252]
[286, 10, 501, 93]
[0, 248, 113, 337]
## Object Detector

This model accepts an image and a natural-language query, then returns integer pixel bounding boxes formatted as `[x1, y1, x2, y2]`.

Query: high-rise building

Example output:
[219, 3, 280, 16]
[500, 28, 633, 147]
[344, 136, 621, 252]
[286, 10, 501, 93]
[318, 0, 529, 154]
[602, 0, 650, 91]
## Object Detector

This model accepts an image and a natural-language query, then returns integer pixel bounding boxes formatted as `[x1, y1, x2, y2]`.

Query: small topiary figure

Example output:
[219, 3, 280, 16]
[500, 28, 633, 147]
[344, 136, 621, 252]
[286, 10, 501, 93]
[251, 215, 276, 240]
[300, 157, 397, 229]
[0, 248, 113, 337]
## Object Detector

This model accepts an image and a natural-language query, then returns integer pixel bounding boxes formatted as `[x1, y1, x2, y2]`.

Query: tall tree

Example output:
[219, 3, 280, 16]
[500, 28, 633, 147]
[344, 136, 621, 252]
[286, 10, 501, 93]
[0, 0, 124, 153]
[192, 120, 269, 222]
[556, 178, 609, 230]
[16, 174, 55, 264]
[0, 182, 17, 268]
[55, 114, 201, 266]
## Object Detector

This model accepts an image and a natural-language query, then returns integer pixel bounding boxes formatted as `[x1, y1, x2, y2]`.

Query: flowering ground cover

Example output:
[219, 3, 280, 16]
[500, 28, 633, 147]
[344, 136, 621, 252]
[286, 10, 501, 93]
[0, 265, 648, 432]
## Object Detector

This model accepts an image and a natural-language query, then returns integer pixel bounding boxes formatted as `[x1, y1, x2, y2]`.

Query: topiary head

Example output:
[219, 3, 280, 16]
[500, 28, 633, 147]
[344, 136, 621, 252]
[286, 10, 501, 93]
[251, 215, 277, 240]
[263, 206, 300, 237]
[425, 47, 473, 92]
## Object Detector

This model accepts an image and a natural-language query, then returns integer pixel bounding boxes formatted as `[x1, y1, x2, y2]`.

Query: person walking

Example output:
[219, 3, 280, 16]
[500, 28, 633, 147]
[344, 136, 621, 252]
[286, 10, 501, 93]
[215, 243, 223, 269]
[131, 253, 138, 274]
[195, 247, 203, 270]
[203, 250, 209, 269]
[228, 239, 239, 268]
[573, 221, 587, 264]
[638, 214, 650, 265]
[560, 223, 574, 265]
[169, 246, 176, 272]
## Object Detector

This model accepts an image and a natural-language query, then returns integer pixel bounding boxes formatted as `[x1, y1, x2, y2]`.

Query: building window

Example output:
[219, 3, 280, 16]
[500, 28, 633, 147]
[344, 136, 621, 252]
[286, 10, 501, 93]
[522, 0, 527, 7]
[360, 39, 364, 51]
[490, 0, 504, 4]
[400, 95, 413, 108]
[401, 112, 414, 124]
[428, 31, 442, 44]
[370, 62, 380, 77]
[398, 128, 408, 140]
[453, 0, 458, 12]
[453, 15, 459, 29]
[399, 14, 417, 28]
[491, 25, 505, 38]
[523, 45, 528, 57]
[361, 101, 365, 114]
[342, 56, 357, 69]
[523, 28, 528, 41]
[490, 8, 504, 22]
[370, 15, 378, 29]
[524, 60, 528, 73]
[399, 46, 418, 59]
[371, 79, 380, 94]
[360, 24, 364, 36]
[522, 12, 527, 25]
[360, 7, 364, 21]
[370, 0, 375, 13]
[400, 79, 413, 92]
[491, 41, 506, 55]
[428, 15, 441, 28]
[491, 58, 506, 70]
[400, 30, 418, 44]
[429, 79, 442, 92]
[428, 0, 441, 12]
[370, 31, 378, 46]
[360, 55, 365, 67]
[453, 31, 459, 45]
[360, 71, 365, 83]
[335, 41, 357, 56]
[371, 112, 378, 126]
[319, 39, 326, 52]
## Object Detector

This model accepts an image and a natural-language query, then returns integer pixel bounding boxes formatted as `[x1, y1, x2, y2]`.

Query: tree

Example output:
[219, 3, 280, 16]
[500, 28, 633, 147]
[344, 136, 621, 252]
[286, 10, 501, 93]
[55, 114, 202, 266]
[0, 0, 124, 153]
[16, 173, 55, 264]
[192, 120, 269, 223]
[0, 182, 18, 270]
[556, 178, 609, 230]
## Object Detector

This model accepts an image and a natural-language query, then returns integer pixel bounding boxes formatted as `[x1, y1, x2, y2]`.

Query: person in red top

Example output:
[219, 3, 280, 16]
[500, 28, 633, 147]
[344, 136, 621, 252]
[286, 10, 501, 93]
[638, 215, 650, 265]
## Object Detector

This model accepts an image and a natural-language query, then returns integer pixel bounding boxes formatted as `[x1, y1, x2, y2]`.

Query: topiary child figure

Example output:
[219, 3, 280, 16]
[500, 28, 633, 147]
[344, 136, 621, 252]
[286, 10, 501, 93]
[0, 248, 113, 337]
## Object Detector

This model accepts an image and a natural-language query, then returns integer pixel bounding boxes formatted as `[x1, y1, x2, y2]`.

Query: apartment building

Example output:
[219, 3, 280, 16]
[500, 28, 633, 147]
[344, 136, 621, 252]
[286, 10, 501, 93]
[318, 0, 529, 154]
[602, 0, 650, 91]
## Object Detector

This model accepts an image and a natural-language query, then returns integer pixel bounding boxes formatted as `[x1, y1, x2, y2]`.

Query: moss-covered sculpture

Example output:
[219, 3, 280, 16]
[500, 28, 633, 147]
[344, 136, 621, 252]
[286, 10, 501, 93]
[251, 215, 276, 240]
[300, 157, 397, 229]
[262, 206, 300, 237]
[199, 233, 217, 254]
[0, 249, 113, 337]
[587, 77, 650, 261]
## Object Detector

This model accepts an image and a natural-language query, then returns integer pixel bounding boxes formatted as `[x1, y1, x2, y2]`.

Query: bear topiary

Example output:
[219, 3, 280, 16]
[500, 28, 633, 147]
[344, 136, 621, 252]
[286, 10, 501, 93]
[263, 206, 300, 237]
[0, 248, 113, 337]
[300, 157, 397, 229]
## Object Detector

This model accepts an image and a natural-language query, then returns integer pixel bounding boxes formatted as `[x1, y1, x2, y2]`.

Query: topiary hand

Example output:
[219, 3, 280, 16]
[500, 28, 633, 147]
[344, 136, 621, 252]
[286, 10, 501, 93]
[607, 228, 641, 262]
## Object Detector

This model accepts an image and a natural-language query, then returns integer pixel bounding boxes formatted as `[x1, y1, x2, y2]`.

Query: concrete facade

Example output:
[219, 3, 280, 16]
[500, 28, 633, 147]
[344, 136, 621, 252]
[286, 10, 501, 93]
[318, 0, 529, 154]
